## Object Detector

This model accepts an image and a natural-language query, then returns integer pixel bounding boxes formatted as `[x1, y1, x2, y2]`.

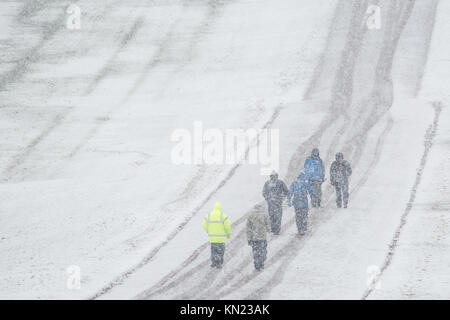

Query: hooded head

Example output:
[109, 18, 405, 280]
[311, 148, 320, 158]
[213, 202, 222, 211]
[335, 152, 344, 161]
[297, 172, 306, 181]
[270, 170, 278, 181]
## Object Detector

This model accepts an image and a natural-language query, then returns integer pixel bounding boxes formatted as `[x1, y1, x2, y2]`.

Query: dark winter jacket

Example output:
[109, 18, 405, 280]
[246, 211, 271, 241]
[304, 156, 325, 182]
[330, 160, 352, 185]
[288, 173, 314, 209]
[263, 174, 288, 206]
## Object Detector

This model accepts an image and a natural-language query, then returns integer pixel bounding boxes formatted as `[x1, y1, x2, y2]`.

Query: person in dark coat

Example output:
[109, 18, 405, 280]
[246, 209, 271, 271]
[304, 148, 325, 207]
[330, 152, 352, 208]
[262, 171, 288, 235]
[287, 172, 314, 235]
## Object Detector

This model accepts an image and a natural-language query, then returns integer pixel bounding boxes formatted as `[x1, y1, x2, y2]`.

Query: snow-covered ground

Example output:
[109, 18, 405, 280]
[369, 0, 450, 299]
[0, 0, 448, 299]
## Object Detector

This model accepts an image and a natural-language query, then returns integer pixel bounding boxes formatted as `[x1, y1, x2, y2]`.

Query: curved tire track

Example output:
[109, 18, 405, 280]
[363, 101, 443, 299]
[90, 104, 284, 299]
[139, 0, 437, 300]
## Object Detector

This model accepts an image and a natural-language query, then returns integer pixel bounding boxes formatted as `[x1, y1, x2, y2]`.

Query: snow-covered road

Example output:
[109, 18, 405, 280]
[121, 0, 444, 300]
[0, 0, 449, 299]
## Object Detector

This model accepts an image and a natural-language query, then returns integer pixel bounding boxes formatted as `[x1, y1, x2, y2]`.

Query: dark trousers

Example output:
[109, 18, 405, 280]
[309, 180, 323, 207]
[267, 202, 282, 234]
[294, 207, 308, 234]
[210, 243, 225, 267]
[249, 240, 267, 270]
[335, 182, 349, 207]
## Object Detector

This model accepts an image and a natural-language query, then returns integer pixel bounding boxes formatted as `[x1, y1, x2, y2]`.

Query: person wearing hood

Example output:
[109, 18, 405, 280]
[202, 202, 231, 268]
[262, 171, 288, 235]
[288, 172, 314, 235]
[246, 206, 271, 271]
[304, 148, 325, 207]
[330, 152, 352, 208]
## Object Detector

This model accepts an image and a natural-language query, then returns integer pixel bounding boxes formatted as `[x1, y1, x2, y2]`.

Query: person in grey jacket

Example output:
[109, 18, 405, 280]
[262, 171, 288, 235]
[246, 209, 271, 271]
[330, 152, 352, 208]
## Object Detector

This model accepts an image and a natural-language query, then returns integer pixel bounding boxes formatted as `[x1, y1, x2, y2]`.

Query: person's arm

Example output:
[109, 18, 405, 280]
[265, 214, 271, 233]
[320, 159, 325, 181]
[346, 162, 352, 177]
[306, 182, 315, 195]
[262, 182, 268, 200]
[246, 217, 252, 244]
[304, 159, 310, 180]
[224, 214, 231, 238]
[330, 163, 335, 185]
[282, 181, 289, 198]
[287, 182, 294, 206]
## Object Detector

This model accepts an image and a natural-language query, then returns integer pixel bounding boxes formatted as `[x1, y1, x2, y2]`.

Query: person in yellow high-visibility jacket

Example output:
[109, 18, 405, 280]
[202, 202, 231, 268]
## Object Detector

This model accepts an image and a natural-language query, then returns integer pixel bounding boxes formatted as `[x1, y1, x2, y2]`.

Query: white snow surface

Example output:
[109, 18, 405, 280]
[0, 0, 448, 299]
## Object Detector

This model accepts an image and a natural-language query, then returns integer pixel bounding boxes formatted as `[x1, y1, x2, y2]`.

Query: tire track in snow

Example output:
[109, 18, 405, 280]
[249, 0, 441, 300]
[67, 0, 233, 160]
[1, 0, 212, 182]
[3, 0, 239, 299]
[1, 112, 69, 181]
[83, 16, 146, 95]
[160, 0, 331, 228]
[140, 0, 430, 300]
[204, 110, 393, 300]
[0, 0, 79, 182]
[90, 104, 284, 299]
[1, 1, 170, 182]
[134, 3, 351, 297]
[245, 0, 421, 299]
[252, 0, 435, 299]
[140, 0, 373, 299]
[89, 0, 282, 299]
[186, 108, 392, 300]
[0, 1, 76, 91]
[0, 0, 121, 182]
[244, 118, 393, 300]
[363, 101, 443, 300]
[137, 203, 261, 299]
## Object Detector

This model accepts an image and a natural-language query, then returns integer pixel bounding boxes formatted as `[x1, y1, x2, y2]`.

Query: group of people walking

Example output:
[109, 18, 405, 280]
[202, 149, 352, 271]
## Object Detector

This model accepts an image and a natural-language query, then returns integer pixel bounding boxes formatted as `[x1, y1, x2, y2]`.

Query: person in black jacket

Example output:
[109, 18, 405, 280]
[330, 152, 352, 208]
[262, 171, 288, 235]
